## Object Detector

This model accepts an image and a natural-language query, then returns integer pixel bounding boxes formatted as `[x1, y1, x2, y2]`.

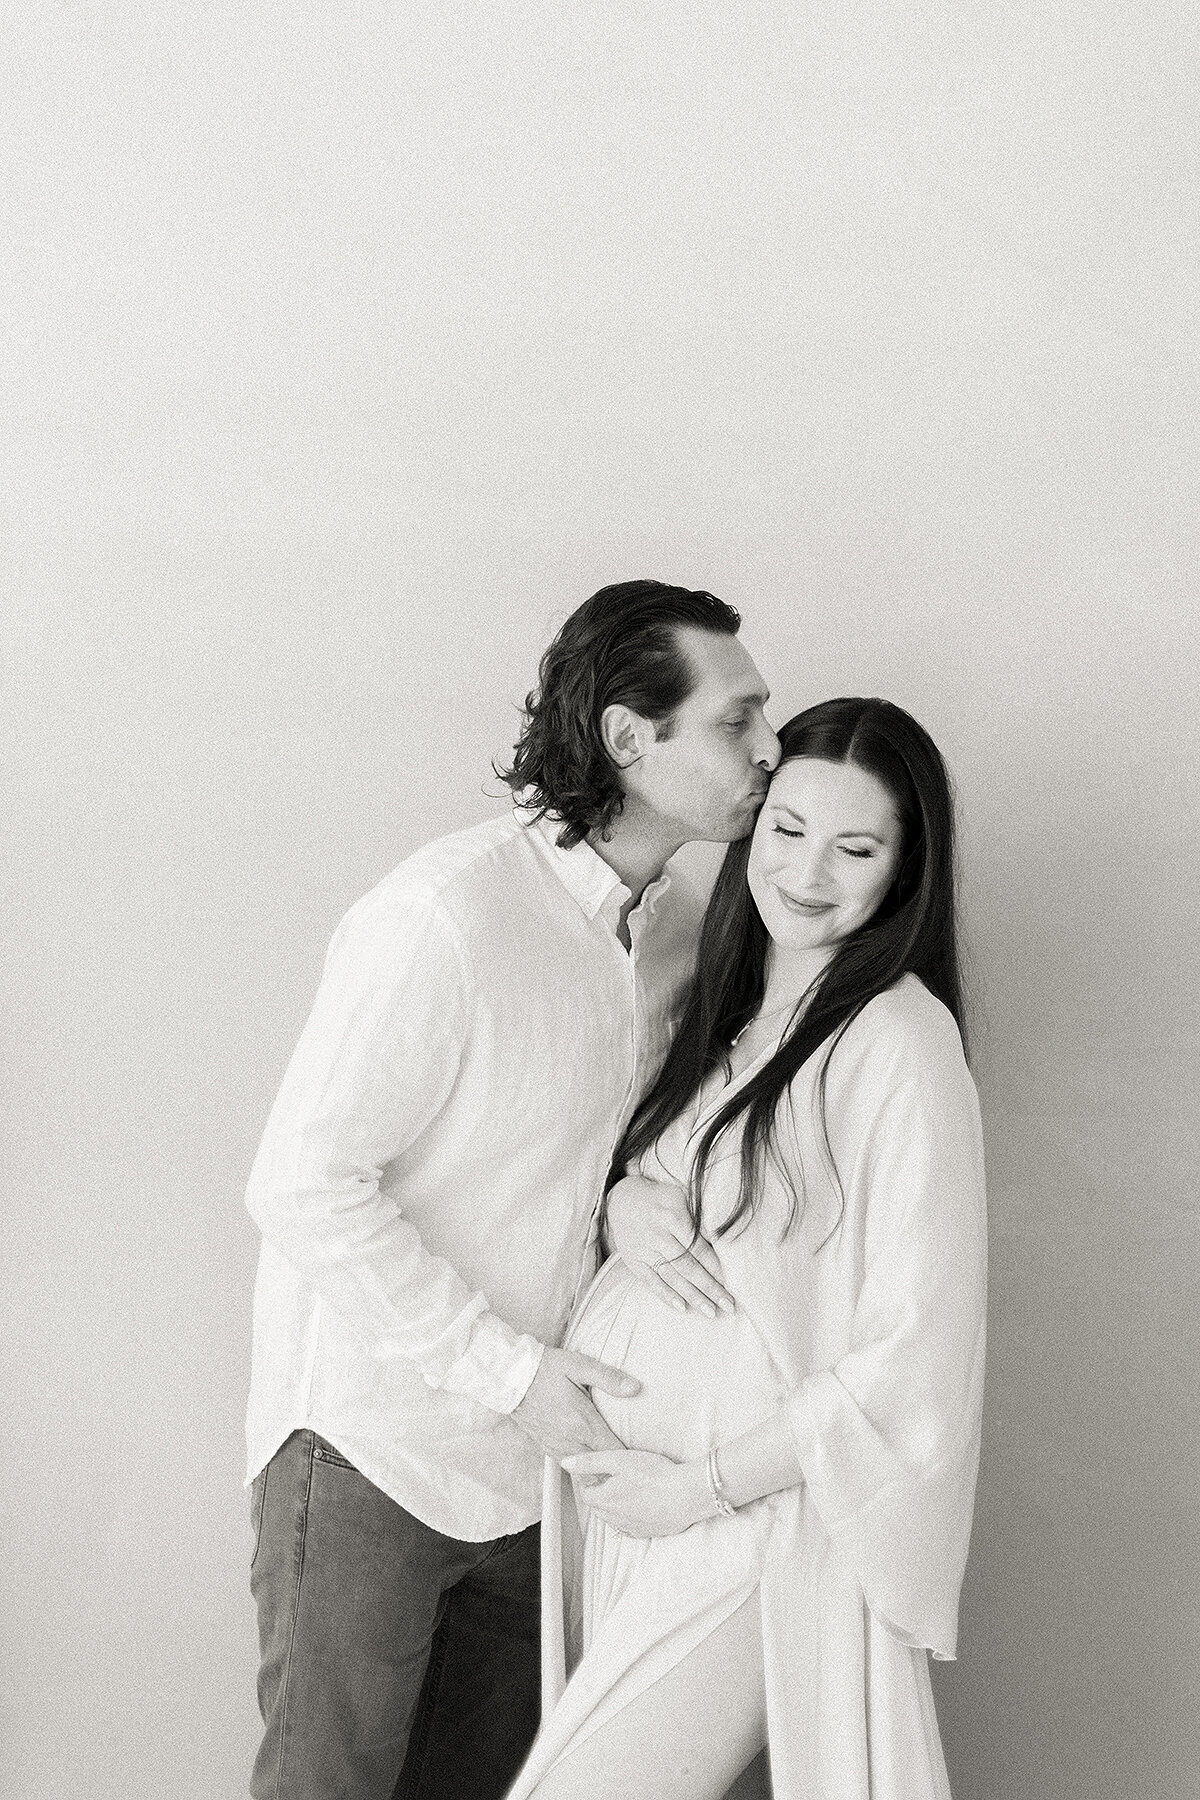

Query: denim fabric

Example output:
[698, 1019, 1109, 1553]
[250, 1431, 540, 1800]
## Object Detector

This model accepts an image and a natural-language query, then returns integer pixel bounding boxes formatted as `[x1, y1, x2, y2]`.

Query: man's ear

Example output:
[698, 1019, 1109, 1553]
[599, 703, 657, 769]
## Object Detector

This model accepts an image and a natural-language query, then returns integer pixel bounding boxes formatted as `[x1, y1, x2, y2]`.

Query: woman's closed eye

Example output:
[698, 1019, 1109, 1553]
[771, 823, 874, 859]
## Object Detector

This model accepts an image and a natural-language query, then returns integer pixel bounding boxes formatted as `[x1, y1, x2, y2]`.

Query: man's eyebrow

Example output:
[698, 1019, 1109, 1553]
[727, 687, 769, 709]
[770, 803, 884, 842]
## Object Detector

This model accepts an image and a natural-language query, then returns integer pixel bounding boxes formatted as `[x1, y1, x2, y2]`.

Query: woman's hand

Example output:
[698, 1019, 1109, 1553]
[562, 1447, 713, 1538]
[604, 1172, 735, 1317]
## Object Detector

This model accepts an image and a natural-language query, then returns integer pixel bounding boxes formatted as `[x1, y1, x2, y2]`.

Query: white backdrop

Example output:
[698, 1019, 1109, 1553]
[4, 6, 1198, 1798]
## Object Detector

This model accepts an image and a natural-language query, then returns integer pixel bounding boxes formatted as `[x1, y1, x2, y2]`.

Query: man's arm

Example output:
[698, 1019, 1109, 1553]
[247, 890, 633, 1448]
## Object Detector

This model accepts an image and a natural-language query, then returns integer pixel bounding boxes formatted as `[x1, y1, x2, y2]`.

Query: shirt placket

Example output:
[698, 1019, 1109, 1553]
[568, 899, 652, 1311]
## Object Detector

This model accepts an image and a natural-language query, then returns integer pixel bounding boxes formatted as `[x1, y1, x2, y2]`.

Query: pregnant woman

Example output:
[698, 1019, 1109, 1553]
[506, 698, 987, 1800]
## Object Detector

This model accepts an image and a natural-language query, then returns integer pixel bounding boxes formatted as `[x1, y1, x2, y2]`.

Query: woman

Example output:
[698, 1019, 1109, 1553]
[506, 698, 987, 1800]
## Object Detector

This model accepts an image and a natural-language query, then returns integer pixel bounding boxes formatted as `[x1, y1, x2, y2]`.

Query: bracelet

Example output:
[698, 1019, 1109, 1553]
[706, 1446, 737, 1518]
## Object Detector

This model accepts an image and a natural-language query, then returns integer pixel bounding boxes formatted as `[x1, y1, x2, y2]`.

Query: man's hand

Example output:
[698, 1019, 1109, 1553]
[605, 1172, 735, 1317]
[510, 1347, 640, 1461]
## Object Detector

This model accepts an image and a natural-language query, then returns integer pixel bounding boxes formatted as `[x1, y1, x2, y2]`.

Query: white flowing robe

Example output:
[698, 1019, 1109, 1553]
[512, 974, 987, 1800]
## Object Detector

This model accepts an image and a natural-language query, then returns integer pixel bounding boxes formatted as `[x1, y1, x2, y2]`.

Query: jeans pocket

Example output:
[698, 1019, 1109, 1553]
[249, 1467, 268, 1570]
[311, 1435, 359, 1472]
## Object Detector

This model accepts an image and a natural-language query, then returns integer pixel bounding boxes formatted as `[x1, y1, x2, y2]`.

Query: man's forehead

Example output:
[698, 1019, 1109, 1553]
[676, 625, 769, 705]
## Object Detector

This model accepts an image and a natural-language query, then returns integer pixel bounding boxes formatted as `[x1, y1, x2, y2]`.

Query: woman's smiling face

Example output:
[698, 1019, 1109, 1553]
[747, 756, 905, 965]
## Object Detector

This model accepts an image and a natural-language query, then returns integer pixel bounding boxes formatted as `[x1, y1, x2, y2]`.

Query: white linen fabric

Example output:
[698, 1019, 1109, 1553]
[511, 973, 987, 1800]
[244, 810, 701, 1541]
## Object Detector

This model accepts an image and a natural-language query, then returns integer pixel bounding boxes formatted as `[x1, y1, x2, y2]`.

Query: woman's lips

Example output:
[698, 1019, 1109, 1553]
[776, 891, 833, 914]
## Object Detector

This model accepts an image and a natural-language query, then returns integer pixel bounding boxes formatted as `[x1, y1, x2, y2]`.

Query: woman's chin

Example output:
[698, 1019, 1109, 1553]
[768, 919, 835, 956]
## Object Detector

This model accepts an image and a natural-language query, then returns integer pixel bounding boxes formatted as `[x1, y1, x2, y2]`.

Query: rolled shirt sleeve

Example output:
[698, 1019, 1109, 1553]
[245, 889, 544, 1416]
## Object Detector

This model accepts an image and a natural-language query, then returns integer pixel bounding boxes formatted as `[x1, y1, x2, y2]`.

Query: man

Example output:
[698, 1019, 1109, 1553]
[244, 580, 780, 1799]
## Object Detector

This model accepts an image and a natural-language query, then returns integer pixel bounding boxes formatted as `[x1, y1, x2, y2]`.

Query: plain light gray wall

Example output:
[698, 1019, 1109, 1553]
[4, 5, 1197, 1797]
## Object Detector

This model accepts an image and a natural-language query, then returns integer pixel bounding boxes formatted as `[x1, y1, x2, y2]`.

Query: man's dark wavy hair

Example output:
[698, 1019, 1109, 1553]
[497, 580, 742, 847]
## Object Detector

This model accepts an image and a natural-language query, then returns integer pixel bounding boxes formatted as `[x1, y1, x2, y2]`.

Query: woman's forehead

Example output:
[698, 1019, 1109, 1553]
[766, 757, 900, 827]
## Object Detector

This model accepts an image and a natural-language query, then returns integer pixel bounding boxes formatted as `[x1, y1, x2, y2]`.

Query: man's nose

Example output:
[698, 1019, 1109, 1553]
[754, 720, 782, 772]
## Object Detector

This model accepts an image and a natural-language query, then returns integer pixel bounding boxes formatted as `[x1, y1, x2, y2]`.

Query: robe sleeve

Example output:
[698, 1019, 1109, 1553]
[785, 998, 987, 1658]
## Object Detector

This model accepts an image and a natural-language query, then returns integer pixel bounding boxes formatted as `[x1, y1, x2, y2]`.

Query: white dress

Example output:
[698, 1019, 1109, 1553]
[509, 974, 988, 1800]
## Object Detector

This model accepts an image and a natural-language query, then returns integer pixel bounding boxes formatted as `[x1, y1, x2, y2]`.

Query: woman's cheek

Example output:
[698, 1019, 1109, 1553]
[760, 848, 796, 883]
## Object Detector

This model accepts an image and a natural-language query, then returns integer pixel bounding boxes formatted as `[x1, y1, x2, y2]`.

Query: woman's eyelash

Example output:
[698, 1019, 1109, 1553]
[772, 825, 874, 858]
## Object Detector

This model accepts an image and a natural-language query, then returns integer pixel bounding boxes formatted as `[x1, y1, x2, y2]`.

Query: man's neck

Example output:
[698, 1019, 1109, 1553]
[587, 806, 683, 913]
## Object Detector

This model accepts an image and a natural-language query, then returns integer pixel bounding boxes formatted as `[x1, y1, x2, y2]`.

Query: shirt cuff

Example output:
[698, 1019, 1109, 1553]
[427, 1310, 546, 1415]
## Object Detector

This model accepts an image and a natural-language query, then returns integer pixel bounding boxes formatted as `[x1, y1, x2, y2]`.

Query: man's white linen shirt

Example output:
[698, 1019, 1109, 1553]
[245, 810, 701, 1541]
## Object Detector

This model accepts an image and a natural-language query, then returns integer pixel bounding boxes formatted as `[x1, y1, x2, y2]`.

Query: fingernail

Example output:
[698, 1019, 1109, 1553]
[702, 1303, 716, 1320]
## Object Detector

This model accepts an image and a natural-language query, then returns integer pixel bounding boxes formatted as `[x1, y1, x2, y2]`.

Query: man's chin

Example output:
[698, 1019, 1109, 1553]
[682, 800, 764, 845]
[710, 815, 757, 845]
[730, 795, 768, 836]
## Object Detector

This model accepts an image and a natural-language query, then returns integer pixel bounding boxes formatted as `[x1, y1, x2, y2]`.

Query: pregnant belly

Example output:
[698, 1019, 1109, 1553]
[565, 1256, 786, 1461]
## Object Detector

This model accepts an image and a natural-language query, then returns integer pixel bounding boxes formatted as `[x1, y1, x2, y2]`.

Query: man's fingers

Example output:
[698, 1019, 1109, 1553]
[568, 1352, 641, 1398]
[555, 1408, 622, 1458]
[584, 1414, 624, 1451]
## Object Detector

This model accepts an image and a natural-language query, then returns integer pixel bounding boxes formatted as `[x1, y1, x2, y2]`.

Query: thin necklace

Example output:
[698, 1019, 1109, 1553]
[731, 996, 801, 1047]
[690, 999, 800, 1141]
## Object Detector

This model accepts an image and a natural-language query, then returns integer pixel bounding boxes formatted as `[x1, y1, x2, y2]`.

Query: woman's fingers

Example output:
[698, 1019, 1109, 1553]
[562, 1451, 619, 1479]
[648, 1271, 689, 1312]
[656, 1264, 718, 1318]
[618, 1235, 735, 1315]
[688, 1236, 734, 1298]
[654, 1249, 735, 1315]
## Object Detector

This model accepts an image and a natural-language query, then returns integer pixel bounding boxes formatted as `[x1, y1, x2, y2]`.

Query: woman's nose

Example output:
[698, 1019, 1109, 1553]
[792, 844, 834, 892]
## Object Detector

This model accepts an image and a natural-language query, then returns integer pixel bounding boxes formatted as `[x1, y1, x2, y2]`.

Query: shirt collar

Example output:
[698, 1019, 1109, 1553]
[520, 808, 673, 924]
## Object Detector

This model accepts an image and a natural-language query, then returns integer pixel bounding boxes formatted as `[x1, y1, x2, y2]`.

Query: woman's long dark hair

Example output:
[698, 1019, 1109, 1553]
[611, 698, 965, 1240]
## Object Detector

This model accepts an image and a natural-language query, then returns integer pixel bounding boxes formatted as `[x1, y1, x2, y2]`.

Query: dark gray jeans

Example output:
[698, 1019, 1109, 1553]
[250, 1430, 541, 1800]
